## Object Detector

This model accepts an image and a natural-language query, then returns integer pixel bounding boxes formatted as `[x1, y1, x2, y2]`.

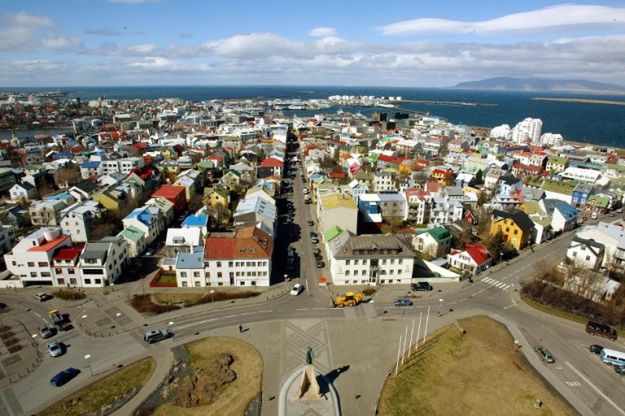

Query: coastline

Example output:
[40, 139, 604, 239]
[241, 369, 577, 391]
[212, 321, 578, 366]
[532, 97, 625, 106]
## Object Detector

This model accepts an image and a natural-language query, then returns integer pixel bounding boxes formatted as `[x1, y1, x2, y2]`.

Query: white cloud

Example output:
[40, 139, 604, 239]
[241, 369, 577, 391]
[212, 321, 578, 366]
[85, 28, 123, 37]
[42, 36, 84, 51]
[309, 27, 336, 37]
[0, 26, 39, 51]
[381, 4, 625, 36]
[202, 33, 307, 58]
[5, 11, 52, 27]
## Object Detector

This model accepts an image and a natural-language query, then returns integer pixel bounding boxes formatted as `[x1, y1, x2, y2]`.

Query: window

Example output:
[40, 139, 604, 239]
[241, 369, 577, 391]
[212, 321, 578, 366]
[57, 278, 65, 285]
[27, 262, 34, 267]
[70, 278, 77, 285]
[55, 268, 62, 274]
[95, 279, 101, 285]
[195, 281, 201, 287]
[30, 272, 37, 277]
[586, 255, 591, 261]
[84, 279, 91, 284]
[180, 272, 187, 277]
[229, 262, 233, 267]
[217, 272, 222, 278]
[346, 270, 350, 276]
[181, 281, 188, 287]
[346, 260, 350, 265]
[68, 268, 75, 274]
[193, 272, 200, 278]
[216, 261, 221, 267]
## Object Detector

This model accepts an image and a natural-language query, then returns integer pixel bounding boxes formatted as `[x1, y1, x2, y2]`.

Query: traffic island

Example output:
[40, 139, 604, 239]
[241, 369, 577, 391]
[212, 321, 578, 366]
[279, 366, 340, 416]
[134, 336, 262, 416]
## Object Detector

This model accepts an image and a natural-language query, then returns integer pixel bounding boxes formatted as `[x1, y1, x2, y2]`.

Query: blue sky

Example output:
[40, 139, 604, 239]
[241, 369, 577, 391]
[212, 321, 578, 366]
[1, 1, 625, 86]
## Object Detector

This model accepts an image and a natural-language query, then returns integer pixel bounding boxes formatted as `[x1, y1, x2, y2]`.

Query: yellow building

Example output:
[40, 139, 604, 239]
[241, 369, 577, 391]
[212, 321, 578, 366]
[204, 185, 230, 209]
[488, 209, 534, 250]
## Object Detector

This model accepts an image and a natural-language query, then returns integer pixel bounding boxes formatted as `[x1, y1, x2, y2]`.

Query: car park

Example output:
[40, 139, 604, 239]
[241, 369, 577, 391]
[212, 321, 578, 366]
[411, 282, 433, 291]
[39, 326, 55, 339]
[535, 346, 555, 363]
[290, 284, 304, 296]
[394, 298, 413, 307]
[589, 344, 604, 354]
[144, 329, 172, 344]
[50, 368, 80, 387]
[34, 293, 52, 302]
[47, 340, 64, 357]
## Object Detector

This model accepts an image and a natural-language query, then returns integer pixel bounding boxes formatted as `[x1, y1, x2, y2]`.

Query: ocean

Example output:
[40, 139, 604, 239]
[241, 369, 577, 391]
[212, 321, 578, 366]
[2, 85, 625, 146]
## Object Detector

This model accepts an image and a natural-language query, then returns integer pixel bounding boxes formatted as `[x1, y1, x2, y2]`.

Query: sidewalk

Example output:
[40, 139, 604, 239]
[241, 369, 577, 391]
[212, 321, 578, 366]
[111, 348, 174, 416]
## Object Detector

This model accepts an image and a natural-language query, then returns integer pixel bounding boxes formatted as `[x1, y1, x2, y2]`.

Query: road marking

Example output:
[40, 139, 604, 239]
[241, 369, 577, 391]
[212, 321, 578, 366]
[257, 310, 272, 313]
[478, 289, 485, 294]
[503, 304, 517, 310]
[566, 361, 625, 416]
[565, 381, 581, 387]
[295, 308, 309, 311]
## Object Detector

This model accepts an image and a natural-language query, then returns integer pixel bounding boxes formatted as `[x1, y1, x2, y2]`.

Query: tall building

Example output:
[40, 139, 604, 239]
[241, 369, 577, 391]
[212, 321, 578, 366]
[512, 118, 542, 144]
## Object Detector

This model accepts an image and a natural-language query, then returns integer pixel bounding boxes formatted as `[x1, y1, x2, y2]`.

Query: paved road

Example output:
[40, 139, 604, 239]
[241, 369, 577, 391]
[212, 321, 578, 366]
[2, 157, 625, 415]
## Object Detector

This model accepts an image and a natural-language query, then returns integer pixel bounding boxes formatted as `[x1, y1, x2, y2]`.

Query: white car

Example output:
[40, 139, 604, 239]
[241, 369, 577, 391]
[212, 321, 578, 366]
[290, 284, 304, 296]
[303, 188, 309, 194]
[47, 340, 64, 357]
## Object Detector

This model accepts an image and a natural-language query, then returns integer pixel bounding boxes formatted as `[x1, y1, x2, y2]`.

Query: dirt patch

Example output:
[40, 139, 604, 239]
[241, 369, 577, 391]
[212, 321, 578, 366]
[378, 316, 577, 416]
[138, 337, 262, 416]
[173, 353, 236, 407]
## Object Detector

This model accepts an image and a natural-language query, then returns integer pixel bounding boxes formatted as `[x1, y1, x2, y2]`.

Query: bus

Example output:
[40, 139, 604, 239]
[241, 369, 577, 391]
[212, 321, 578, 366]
[600, 348, 625, 366]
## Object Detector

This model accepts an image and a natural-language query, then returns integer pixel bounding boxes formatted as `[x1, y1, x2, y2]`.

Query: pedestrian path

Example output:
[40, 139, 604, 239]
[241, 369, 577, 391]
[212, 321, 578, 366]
[481, 276, 512, 291]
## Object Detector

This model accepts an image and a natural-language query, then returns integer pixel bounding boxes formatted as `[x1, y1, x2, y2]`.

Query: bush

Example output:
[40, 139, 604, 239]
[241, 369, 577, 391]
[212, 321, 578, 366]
[130, 294, 180, 315]
[52, 290, 87, 301]
[362, 288, 376, 296]
[7, 344, 21, 353]
[0, 330, 15, 340]
[3, 337, 19, 347]
[183, 291, 260, 307]
[521, 280, 625, 328]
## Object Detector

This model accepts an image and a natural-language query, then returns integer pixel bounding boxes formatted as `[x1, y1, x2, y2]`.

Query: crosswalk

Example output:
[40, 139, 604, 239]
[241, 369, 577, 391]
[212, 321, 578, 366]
[481, 276, 512, 291]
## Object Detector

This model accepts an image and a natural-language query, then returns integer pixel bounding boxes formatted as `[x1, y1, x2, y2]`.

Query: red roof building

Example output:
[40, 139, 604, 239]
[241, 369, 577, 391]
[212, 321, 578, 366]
[152, 185, 186, 212]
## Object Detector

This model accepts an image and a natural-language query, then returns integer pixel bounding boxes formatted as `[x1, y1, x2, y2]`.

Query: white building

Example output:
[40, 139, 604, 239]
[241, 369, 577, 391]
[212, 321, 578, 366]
[560, 166, 602, 183]
[60, 201, 101, 243]
[512, 118, 542, 144]
[79, 236, 128, 287]
[9, 183, 37, 201]
[327, 231, 415, 285]
[540, 133, 563, 147]
[489, 124, 511, 140]
[4, 228, 72, 285]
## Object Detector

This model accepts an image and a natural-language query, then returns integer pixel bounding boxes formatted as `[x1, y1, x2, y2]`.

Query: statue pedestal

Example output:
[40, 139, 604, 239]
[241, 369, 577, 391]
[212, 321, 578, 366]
[295, 365, 322, 401]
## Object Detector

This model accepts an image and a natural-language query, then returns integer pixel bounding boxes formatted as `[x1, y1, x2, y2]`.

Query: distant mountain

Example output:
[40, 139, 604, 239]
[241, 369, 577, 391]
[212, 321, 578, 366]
[452, 77, 625, 94]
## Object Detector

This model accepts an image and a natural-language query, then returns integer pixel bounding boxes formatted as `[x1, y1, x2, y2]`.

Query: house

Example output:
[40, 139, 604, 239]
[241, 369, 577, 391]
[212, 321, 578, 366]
[9, 183, 37, 201]
[151, 185, 187, 213]
[546, 156, 568, 173]
[4, 227, 72, 286]
[51, 244, 83, 287]
[233, 196, 276, 229]
[80, 160, 101, 179]
[489, 209, 535, 250]
[404, 188, 432, 225]
[372, 170, 397, 192]
[204, 185, 230, 209]
[79, 236, 128, 286]
[447, 243, 492, 276]
[29, 199, 67, 226]
[498, 175, 523, 196]
[175, 251, 206, 287]
[347, 179, 369, 201]
[118, 226, 146, 258]
[122, 205, 164, 248]
[165, 227, 203, 255]
[317, 193, 358, 237]
[429, 198, 463, 225]
[69, 180, 99, 202]
[202, 225, 273, 287]
[60, 201, 101, 243]
[413, 226, 452, 259]
[431, 167, 454, 185]
[572, 183, 593, 208]
[566, 237, 605, 270]
[181, 214, 210, 236]
[327, 231, 416, 285]
[569, 222, 625, 271]
[257, 157, 284, 178]
[144, 197, 175, 226]
[0, 225, 16, 256]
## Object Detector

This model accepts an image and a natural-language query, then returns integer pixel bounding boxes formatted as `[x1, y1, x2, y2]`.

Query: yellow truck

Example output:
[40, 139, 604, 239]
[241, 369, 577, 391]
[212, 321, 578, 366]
[332, 291, 364, 307]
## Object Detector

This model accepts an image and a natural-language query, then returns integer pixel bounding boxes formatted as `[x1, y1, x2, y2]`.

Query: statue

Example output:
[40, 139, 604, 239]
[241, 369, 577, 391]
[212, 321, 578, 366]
[295, 346, 322, 401]
[306, 346, 314, 365]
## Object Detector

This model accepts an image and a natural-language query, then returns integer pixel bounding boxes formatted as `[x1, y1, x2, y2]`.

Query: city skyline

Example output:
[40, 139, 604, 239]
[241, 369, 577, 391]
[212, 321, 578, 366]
[1, 1, 625, 87]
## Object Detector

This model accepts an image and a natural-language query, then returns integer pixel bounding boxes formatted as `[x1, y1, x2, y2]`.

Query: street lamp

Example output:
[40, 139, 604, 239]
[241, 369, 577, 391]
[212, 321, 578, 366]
[438, 298, 444, 317]
[84, 354, 93, 377]
[210, 290, 215, 303]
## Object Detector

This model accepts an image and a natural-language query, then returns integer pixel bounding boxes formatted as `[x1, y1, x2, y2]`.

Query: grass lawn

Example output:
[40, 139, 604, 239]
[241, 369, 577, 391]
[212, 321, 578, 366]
[154, 336, 262, 416]
[40, 357, 155, 416]
[154, 293, 204, 304]
[378, 316, 576, 416]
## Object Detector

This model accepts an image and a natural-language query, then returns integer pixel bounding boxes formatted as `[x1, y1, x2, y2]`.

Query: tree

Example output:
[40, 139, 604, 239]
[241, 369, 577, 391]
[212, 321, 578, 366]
[55, 164, 81, 187]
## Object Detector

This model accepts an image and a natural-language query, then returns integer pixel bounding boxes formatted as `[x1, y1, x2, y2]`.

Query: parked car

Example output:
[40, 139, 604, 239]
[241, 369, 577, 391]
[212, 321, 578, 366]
[290, 283, 304, 296]
[310, 236, 319, 244]
[316, 260, 324, 268]
[307, 220, 314, 226]
[144, 249, 154, 256]
[615, 365, 625, 375]
[313, 248, 321, 255]
[589, 344, 604, 354]
[50, 368, 80, 387]
[34, 293, 52, 302]
[411, 282, 433, 291]
[144, 329, 172, 344]
[394, 298, 413, 307]
[47, 341, 64, 357]
[591, 212, 598, 220]
[0, 303, 7, 312]
[39, 326, 55, 339]
[535, 346, 555, 363]
[586, 321, 617, 341]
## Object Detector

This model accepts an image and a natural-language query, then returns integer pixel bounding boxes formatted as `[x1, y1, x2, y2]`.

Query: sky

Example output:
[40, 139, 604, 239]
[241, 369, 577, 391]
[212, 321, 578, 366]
[1, 0, 625, 87]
